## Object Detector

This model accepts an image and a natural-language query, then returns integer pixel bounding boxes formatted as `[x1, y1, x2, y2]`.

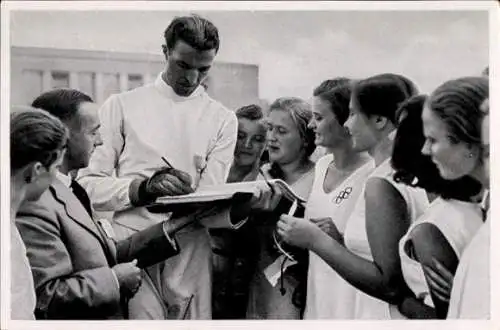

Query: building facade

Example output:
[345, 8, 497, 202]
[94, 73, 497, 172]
[11, 46, 260, 111]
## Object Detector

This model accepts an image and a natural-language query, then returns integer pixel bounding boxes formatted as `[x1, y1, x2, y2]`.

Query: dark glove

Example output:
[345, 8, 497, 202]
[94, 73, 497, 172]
[130, 167, 194, 206]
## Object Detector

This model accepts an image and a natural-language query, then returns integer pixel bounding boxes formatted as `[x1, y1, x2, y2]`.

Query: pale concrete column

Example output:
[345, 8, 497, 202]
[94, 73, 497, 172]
[69, 71, 79, 89]
[95, 72, 104, 104]
[119, 72, 128, 92]
[42, 70, 51, 91]
[144, 73, 153, 84]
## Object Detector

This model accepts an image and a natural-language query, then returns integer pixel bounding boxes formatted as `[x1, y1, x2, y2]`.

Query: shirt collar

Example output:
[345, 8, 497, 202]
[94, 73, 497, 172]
[56, 171, 72, 188]
[154, 73, 204, 101]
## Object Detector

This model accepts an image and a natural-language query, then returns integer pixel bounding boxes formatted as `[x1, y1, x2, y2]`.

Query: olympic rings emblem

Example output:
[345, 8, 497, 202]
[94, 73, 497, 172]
[334, 186, 353, 204]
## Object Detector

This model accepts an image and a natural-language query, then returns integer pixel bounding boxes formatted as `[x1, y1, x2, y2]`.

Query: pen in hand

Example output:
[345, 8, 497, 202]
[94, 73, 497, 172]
[160, 156, 194, 191]
[161, 156, 174, 169]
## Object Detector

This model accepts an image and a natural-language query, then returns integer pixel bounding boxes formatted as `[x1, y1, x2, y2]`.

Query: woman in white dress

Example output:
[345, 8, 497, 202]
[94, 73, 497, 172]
[246, 97, 316, 319]
[277, 78, 373, 319]
[394, 78, 489, 318]
[279, 73, 429, 319]
[446, 97, 490, 319]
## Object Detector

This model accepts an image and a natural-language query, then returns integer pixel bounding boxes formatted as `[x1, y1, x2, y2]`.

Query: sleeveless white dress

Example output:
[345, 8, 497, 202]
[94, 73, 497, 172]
[399, 197, 483, 308]
[447, 216, 490, 319]
[304, 154, 374, 319]
[343, 159, 429, 319]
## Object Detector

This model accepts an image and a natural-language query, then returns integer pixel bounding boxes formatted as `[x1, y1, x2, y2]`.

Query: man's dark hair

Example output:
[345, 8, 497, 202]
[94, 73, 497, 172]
[31, 88, 93, 125]
[164, 14, 220, 53]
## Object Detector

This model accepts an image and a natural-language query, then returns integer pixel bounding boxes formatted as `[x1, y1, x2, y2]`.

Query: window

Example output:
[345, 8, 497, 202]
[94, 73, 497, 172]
[51, 71, 69, 89]
[78, 72, 96, 100]
[21, 70, 43, 105]
[102, 73, 120, 101]
[128, 74, 144, 90]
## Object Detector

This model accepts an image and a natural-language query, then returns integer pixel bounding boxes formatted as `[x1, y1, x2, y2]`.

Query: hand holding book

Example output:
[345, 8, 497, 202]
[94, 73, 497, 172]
[131, 157, 194, 206]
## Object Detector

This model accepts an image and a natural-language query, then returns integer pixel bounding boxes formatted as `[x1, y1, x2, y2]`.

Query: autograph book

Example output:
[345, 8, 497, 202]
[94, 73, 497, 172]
[146, 179, 305, 214]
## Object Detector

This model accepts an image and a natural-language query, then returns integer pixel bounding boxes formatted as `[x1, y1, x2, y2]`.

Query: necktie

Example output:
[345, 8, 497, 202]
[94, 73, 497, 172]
[70, 180, 93, 218]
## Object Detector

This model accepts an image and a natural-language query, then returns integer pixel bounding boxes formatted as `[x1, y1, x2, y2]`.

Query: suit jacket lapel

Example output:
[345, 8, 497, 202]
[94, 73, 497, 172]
[50, 179, 118, 266]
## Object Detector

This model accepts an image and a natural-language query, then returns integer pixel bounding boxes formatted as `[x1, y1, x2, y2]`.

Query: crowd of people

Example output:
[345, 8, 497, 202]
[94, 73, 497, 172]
[10, 14, 490, 321]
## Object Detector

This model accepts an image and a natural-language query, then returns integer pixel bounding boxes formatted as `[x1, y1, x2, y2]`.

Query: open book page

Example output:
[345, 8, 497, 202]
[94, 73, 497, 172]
[154, 179, 305, 205]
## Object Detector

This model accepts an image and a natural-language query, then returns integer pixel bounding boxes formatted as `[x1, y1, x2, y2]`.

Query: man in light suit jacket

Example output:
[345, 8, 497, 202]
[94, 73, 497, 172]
[16, 89, 187, 319]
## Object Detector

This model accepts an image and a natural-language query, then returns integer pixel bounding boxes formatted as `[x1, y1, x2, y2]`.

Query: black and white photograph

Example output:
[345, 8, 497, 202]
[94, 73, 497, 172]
[1, 1, 498, 329]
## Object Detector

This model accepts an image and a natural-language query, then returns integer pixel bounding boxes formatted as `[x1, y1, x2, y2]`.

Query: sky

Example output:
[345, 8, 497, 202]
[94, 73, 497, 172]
[9, 7, 490, 101]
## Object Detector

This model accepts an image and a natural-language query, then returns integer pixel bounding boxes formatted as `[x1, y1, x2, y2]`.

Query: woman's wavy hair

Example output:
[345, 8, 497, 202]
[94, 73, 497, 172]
[235, 104, 264, 121]
[392, 95, 482, 200]
[351, 73, 418, 124]
[267, 97, 315, 179]
[314, 78, 353, 126]
[426, 76, 488, 148]
[11, 107, 68, 174]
